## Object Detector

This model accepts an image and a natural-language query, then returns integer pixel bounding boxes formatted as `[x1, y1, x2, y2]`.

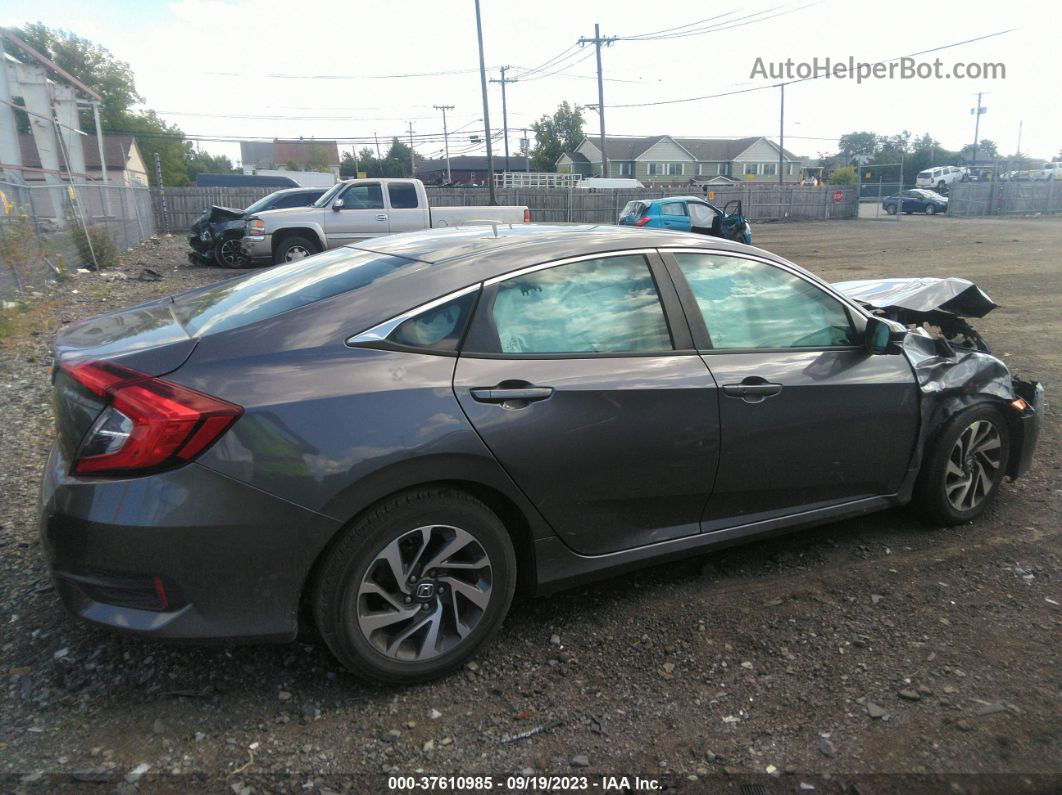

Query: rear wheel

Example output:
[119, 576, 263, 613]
[925, 205, 937, 215]
[312, 488, 516, 684]
[937, 180, 947, 193]
[885, 204, 897, 215]
[273, 235, 319, 265]
[914, 404, 1010, 525]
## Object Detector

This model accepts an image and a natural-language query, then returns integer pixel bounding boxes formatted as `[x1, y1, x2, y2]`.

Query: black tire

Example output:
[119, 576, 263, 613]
[937, 181, 947, 194]
[312, 488, 516, 684]
[925, 205, 937, 216]
[913, 404, 1010, 526]
[885, 204, 897, 215]
[214, 236, 249, 268]
[273, 235, 319, 265]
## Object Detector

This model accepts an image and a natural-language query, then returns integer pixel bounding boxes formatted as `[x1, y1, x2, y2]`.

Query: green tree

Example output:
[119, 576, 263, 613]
[384, 138, 414, 177]
[960, 139, 998, 162]
[7, 24, 191, 185]
[837, 131, 877, 160]
[186, 150, 235, 182]
[529, 102, 585, 172]
[828, 166, 857, 185]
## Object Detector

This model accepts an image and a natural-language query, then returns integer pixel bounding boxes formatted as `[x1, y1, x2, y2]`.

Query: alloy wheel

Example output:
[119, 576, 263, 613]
[355, 525, 493, 662]
[285, 245, 311, 261]
[944, 419, 1002, 512]
[215, 238, 246, 267]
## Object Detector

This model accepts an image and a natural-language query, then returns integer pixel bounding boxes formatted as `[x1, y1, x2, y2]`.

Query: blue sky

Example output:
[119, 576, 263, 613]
[4, 0, 1058, 165]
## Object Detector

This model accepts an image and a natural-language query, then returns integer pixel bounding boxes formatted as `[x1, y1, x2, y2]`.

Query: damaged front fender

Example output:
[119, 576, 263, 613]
[900, 330, 1043, 485]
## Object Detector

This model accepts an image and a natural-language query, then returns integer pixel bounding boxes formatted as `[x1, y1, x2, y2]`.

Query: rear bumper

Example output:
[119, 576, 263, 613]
[39, 444, 339, 642]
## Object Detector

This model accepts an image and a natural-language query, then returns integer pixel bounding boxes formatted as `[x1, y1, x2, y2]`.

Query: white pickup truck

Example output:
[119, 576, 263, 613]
[242, 178, 530, 265]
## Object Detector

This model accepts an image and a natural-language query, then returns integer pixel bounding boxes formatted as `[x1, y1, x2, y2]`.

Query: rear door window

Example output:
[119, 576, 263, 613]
[465, 255, 673, 355]
[660, 202, 688, 216]
[387, 182, 420, 209]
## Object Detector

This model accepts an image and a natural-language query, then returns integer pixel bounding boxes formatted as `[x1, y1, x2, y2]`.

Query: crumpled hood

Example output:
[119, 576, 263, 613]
[833, 277, 997, 318]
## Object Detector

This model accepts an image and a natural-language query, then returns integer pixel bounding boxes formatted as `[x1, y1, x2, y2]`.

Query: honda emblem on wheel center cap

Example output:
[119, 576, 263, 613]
[415, 582, 435, 599]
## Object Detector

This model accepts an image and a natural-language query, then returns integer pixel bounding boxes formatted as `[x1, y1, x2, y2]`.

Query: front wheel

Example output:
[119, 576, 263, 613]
[885, 204, 897, 215]
[312, 488, 516, 684]
[925, 205, 937, 215]
[214, 237, 249, 268]
[273, 235, 319, 265]
[914, 404, 1010, 525]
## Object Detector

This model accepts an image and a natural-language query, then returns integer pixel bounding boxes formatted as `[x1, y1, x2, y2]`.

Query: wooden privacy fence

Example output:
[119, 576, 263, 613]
[150, 184, 858, 232]
[948, 180, 1062, 217]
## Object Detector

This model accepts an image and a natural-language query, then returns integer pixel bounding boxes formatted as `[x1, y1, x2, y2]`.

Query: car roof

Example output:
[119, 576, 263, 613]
[347, 223, 764, 274]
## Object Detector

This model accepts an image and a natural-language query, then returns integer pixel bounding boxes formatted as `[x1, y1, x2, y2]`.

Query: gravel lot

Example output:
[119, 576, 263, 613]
[2, 219, 1060, 793]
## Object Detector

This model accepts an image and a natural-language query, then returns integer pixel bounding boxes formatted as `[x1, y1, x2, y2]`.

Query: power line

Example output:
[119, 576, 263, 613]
[617, 5, 810, 41]
[202, 65, 499, 80]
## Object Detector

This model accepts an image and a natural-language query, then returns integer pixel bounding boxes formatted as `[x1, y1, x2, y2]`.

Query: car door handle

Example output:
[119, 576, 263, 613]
[375, 213, 388, 221]
[721, 379, 783, 402]
[470, 386, 553, 403]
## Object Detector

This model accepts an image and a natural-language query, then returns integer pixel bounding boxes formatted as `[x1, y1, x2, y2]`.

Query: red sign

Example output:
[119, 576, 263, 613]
[833, 189, 844, 204]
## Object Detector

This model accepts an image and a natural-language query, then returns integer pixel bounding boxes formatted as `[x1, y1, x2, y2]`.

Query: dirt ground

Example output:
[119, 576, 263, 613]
[1, 218, 1059, 794]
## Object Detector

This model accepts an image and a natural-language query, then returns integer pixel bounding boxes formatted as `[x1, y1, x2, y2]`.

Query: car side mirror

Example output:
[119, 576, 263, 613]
[332, 199, 344, 211]
[864, 317, 892, 355]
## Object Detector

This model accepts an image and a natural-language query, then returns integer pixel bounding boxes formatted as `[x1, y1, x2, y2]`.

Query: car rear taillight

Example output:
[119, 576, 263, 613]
[635, 216, 651, 226]
[62, 360, 242, 477]
[523, 208, 531, 223]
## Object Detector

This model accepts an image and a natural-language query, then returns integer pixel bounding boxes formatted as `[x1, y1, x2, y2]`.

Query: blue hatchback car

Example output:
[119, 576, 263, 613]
[619, 196, 752, 244]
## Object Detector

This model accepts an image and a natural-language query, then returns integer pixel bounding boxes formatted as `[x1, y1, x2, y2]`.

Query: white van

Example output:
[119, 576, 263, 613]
[915, 166, 966, 191]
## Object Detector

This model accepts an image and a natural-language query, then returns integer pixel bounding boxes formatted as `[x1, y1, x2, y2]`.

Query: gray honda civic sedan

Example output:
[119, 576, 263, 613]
[40, 225, 1042, 683]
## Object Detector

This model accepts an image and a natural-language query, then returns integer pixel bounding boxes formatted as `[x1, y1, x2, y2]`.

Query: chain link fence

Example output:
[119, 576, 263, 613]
[948, 180, 1062, 216]
[0, 181, 155, 298]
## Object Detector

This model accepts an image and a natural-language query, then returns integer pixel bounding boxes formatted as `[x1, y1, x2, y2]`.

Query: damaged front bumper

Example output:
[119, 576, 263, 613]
[835, 276, 1044, 482]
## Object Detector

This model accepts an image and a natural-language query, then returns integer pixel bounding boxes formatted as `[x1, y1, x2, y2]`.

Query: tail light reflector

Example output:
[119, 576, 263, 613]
[523, 208, 531, 223]
[635, 216, 651, 226]
[62, 361, 242, 477]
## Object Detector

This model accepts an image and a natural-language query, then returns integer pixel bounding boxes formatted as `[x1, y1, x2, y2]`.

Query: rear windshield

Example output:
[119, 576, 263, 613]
[172, 248, 423, 337]
[917, 171, 931, 178]
[620, 201, 648, 218]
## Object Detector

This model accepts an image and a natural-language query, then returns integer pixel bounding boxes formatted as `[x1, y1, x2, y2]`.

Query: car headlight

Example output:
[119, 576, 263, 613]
[247, 218, 266, 235]
[199, 229, 212, 241]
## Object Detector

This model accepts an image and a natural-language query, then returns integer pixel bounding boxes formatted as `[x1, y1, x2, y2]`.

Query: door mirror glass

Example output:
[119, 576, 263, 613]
[332, 199, 344, 211]
[864, 317, 891, 354]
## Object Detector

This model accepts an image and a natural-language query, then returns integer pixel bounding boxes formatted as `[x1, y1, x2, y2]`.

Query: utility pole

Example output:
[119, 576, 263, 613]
[474, 0, 498, 204]
[970, 92, 987, 166]
[373, 131, 382, 161]
[407, 121, 416, 178]
[778, 83, 785, 186]
[1016, 119, 1023, 157]
[489, 66, 514, 172]
[522, 128, 530, 172]
[433, 105, 455, 184]
[578, 24, 616, 178]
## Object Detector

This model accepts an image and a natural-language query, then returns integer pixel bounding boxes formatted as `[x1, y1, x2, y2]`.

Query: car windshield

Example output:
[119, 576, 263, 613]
[243, 193, 283, 215]
[922, 190, 945, 199]
[312, 183, 346, 207]
[172, 248, 422, 337]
